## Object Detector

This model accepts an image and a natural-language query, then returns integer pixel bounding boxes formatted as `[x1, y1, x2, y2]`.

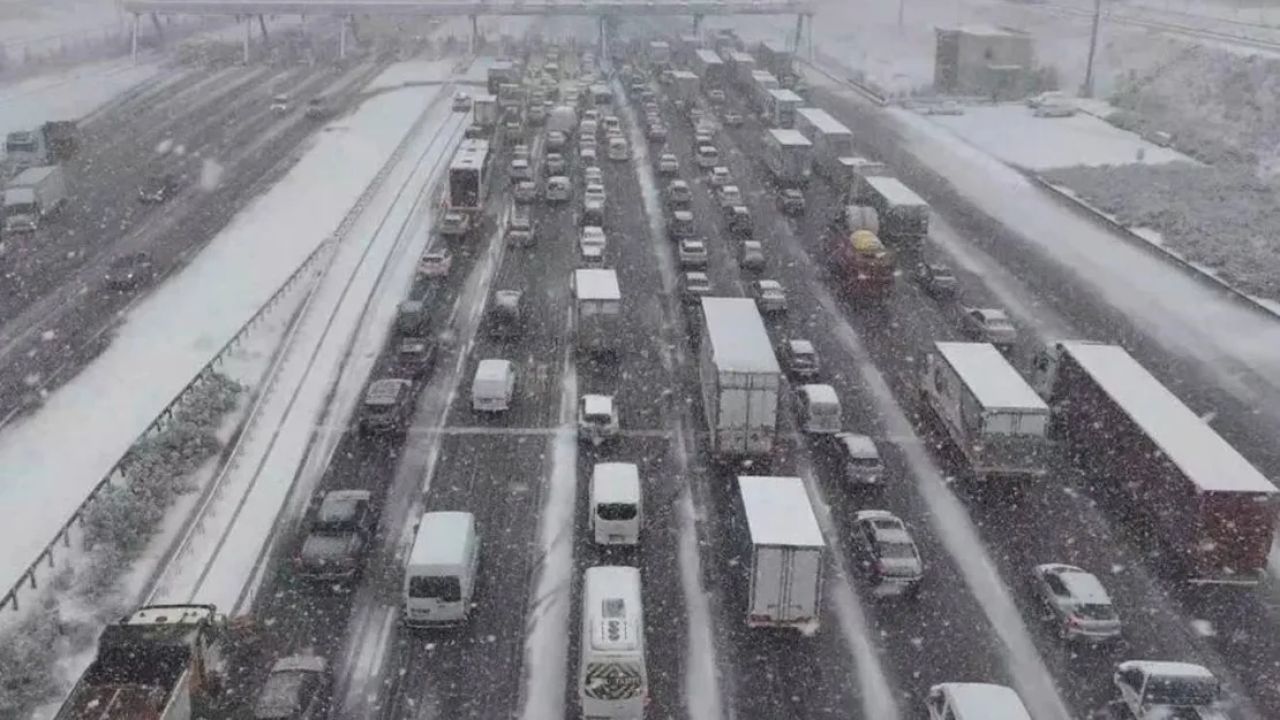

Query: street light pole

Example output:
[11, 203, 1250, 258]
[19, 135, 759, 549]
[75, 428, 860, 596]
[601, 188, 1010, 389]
[1083, 0, 1102, 97]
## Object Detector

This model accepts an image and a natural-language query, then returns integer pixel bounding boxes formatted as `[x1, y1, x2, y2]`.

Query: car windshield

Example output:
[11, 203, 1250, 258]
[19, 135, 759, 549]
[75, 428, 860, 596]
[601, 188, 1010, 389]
[10, 13, 1271, 720]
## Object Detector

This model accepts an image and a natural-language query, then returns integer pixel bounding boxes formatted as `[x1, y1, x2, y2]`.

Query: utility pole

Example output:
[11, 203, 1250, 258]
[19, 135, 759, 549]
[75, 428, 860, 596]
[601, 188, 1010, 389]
[898, 0, 905, 32]
[1082, 0, 1102, 97]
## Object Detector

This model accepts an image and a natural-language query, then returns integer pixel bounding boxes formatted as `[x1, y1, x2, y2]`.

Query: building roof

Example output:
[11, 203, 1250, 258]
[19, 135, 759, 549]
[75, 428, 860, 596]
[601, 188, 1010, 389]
[934, 342, 1047, 412]
[738, 476, 824, 547]
[1057, 341, 1275, 494]
[701, 297, 780, 374]
[938, 23, 1031, 38]
[574, 268, 620, 301]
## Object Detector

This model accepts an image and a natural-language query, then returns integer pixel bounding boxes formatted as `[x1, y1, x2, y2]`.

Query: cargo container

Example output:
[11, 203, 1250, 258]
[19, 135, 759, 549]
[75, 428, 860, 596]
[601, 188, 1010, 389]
[1033, 340, 1279, 585]
[762, 128, 812, 187]
[921, 341, 1050, 481]
[837, 157, 888, 205]
[738, 475, 824, 633]
[3, 165, 67, 233]
[859, 176, 929, 249]
[699, 297, 781, 464]
[794, 108, 853, 178]
[762, 88, 804, 128]
[693, 48, 728, 88]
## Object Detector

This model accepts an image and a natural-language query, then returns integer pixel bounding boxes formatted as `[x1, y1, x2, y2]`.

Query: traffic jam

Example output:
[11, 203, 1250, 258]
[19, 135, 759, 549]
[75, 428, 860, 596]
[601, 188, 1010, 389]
[54, 27, 1278, 720]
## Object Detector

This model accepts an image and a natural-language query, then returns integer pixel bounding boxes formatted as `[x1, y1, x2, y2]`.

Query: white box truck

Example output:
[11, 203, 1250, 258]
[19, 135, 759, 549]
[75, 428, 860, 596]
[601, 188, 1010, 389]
[763, 128, 812, 188]
[670, 70, 701, 107]
[699, 297, 781, 466]
[921, 341, 1050, 481]
[738, 475, 824, 633]
[3, 165, 67, 233]
[794, 108, 854, 178]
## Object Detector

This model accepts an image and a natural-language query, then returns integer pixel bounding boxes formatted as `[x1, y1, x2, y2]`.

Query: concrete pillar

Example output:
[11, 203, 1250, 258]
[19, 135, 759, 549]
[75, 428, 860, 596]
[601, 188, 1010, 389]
[598, 15, 606, 58]
[243, 16, 251, 64]
[792, 13, 803, 55]
[692, 14, 702, 36]
[258, 14, 269, 43]
[339, 16, 347, 59]
[130, 13, 139, 63]
[470, 15, 478, 54]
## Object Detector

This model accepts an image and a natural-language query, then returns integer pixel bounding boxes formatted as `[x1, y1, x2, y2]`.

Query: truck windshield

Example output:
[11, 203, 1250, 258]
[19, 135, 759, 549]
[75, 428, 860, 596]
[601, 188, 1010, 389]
[597, 503, 637, 521]
[409, 575, 461, 601]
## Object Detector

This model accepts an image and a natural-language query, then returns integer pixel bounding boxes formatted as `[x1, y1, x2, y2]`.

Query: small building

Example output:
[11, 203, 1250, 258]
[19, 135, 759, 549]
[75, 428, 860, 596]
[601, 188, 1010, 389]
[934, 25, 1033, 99]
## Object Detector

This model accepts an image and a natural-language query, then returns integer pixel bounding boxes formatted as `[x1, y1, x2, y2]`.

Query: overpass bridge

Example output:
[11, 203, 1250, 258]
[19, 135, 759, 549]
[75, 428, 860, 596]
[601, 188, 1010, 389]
[121, 0, 815, 61]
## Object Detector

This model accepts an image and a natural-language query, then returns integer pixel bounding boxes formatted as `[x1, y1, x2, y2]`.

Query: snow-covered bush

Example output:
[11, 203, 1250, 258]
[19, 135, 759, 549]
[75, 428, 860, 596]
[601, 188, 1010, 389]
[0, 600, 70, 716]
[1044, 162, 1280, 299]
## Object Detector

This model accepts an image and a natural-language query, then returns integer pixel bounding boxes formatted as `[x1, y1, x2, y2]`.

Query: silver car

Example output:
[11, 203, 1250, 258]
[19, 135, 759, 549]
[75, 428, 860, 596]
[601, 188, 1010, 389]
[960, 306, 1017, 351]
[1031, 564, 1122, 642]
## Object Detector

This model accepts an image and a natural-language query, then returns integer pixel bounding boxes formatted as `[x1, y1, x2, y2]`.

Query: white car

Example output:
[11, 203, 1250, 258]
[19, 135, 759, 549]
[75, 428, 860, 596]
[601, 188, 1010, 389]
[752, 279, 787, 315]
[544, 153, 566, 176]
[677, 238, 708, 268]
[578, 394, 619, 446]
[579, 145, 597, 163]
[708, 166, 732, 187]
[583, 166, 603, 186]
[960, 306, 1017, 350]
[583, 183, 606, 222]
[929, 100, 964, 116]
[513, 144, 530, 161]
[696, 144, 719, 169]
[580, 226, 607, 254]
[270, 94, 290, 113]
[658, 153, 679, 175]
[418, 250, 453, 277]
[1031, 564, 1122, 642]
[1034, 100, 1077, 118]
[514, 180, 537, 203]
[852, 510, 924, 596]
[510, 158, 532, 181]
[546, 175, 571, 202]
[717, 184, 743, 209]
[607, 137, 630, 161]
[1026, 90, 1067, 109]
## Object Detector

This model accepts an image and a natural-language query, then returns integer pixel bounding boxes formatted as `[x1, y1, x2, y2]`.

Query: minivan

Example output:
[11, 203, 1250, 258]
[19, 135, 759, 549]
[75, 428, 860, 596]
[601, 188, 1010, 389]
[797, 384, 842, 434]
[926, 683, 1032, 720]
[403, 512, 480, 627]
[360, 379, 415, 434]
[472, 359, 516, 412]
[831, 432, 884, 485]
[591, 463, 642, 545]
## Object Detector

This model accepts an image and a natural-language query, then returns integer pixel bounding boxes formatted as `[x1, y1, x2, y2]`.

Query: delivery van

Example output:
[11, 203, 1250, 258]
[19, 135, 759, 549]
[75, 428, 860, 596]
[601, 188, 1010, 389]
[591, 462, 642, 545]
[472, 359, 516, 412]
[403, 511, 480, 627]
[797, 384, 842, 434]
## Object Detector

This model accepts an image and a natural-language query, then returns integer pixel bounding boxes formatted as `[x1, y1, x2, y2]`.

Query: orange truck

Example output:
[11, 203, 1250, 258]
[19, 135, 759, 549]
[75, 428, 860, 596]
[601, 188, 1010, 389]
[827, 219, 895, 300]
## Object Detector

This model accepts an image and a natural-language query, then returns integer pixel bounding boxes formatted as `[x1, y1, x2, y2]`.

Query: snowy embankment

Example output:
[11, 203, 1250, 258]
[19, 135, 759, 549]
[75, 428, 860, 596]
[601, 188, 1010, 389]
[0, 57, 456, 607]
[0, 57, 162, 138]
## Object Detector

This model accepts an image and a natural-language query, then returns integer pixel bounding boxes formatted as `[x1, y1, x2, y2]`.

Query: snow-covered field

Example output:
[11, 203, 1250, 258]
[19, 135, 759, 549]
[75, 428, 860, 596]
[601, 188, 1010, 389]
[918, 103, 1191, 170]
[0, 57, 458, 602]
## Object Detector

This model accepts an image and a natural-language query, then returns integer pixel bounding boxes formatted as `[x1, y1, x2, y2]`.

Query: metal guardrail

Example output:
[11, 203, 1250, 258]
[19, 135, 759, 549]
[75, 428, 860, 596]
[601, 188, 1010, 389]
[0, 239, 329, 614]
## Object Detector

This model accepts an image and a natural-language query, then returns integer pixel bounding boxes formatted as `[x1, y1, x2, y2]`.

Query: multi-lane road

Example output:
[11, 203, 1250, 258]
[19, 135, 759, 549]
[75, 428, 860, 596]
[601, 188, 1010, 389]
[28, 17, 1280, 720]
[0, 50, 388, 424]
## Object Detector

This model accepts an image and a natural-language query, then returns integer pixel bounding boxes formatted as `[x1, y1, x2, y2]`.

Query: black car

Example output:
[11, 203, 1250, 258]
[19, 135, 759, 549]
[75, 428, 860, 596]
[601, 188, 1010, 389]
[294, 490, 374, 586]
[103, 252, 155, 291]
[359, 378, 415, 433]
[137, 173, 179, 203]
[254, 654, 332, 720]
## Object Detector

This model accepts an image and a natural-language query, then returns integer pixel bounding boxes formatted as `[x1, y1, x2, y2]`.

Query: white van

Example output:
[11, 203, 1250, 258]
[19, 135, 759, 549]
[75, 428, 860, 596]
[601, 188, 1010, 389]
[472, 359, 515, 412]
[798, 384, 842, 434]
[695, 144, 719, 169]
[926, 683, 1032, 720]
[607, 136, 629, 162]
[591, 463, 642, 545]
[579, 566, 647, 718]
[403, 511, 480, 627]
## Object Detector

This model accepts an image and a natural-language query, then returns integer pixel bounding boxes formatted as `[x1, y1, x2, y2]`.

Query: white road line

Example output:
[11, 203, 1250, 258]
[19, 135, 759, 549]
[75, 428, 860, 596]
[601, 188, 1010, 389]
[517, 302, 579, 720]
[776, 236, 1075, 720]
[617, 77, 728, 720]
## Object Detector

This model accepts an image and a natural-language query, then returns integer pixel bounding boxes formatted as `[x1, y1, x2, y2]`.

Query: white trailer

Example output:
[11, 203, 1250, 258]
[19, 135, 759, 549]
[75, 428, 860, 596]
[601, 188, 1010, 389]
[739, 475, 824, 633]
[763, 128, 812, 187]
[692, 48, 728, 88]
[749, 70, 780, 112]
[794, 108, 854, 178]
[837, 156, 888, 205]
[762, 88, 803, 128]
[921, 341, 1050, 481]
[728, 51, 757, 87]
[3, 165, 67, 233]
[699, 297, 781, 464]
[473, 93, 499, 127]
[670, 69, 701, 106]
[572, 268, 621, 356]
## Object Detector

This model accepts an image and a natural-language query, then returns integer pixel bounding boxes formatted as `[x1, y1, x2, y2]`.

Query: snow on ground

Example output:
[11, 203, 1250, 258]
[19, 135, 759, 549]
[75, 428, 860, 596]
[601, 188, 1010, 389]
[0, 56, 161, 136]
[0, 0, 121, 48]
[149, 95, 464, 610]
[919, 103, 1191, 170]
[0, 59, 460, 599]
[519, 329, 577, 720]
[804, 70, 1280, 399]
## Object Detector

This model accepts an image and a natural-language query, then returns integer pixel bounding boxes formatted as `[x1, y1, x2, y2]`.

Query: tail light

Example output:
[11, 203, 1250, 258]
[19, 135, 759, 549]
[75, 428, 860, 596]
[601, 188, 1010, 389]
[1066, 614, 1082, 628]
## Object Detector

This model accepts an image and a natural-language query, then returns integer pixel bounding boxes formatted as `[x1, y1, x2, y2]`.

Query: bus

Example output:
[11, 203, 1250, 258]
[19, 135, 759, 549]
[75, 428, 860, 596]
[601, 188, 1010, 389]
[579, 566, 647, 719]
[447, 138, 491, 214]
